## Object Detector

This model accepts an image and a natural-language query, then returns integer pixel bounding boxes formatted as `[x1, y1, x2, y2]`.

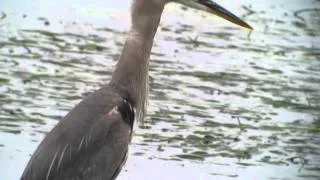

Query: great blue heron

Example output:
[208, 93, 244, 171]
[21, 0, 252, 179]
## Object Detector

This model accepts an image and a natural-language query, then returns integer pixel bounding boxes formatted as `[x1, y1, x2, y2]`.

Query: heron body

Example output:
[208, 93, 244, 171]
[21, 0, 252, 179]
[21, 86, 134, 179]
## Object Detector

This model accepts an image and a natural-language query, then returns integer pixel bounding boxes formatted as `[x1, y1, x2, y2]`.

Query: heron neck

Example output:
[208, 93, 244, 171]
[110, 1, 165, 123]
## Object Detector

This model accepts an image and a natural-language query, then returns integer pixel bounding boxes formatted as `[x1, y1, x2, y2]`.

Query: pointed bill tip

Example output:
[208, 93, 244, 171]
[194, 0, 253, 30]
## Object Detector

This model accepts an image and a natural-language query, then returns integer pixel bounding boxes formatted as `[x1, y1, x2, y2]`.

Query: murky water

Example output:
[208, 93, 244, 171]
[1, 0, 320, 179]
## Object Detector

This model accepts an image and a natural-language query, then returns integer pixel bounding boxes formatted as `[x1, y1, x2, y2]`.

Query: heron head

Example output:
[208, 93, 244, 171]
[173, 0, 252, 29]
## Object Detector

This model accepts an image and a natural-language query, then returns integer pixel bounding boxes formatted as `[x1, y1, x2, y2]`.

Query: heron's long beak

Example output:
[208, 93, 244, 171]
[177, 0, 253, 29]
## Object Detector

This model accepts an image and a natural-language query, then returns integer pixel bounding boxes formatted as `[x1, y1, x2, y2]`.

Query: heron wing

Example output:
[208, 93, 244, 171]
[21, 86, 134, 180]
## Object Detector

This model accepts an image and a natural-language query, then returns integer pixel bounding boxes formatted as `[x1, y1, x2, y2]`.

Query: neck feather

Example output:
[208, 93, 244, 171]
[110, 0, 165, 124]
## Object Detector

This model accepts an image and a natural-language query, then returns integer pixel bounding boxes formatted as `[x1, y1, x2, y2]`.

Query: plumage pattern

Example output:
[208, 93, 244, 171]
[21, 85, 135, 180]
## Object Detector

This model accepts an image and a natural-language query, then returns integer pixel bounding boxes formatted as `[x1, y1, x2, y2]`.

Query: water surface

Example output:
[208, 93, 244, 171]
[0, 0, 320, 179]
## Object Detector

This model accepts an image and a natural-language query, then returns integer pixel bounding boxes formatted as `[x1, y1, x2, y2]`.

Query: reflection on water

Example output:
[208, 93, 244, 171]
[1, 0, 320, 179]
